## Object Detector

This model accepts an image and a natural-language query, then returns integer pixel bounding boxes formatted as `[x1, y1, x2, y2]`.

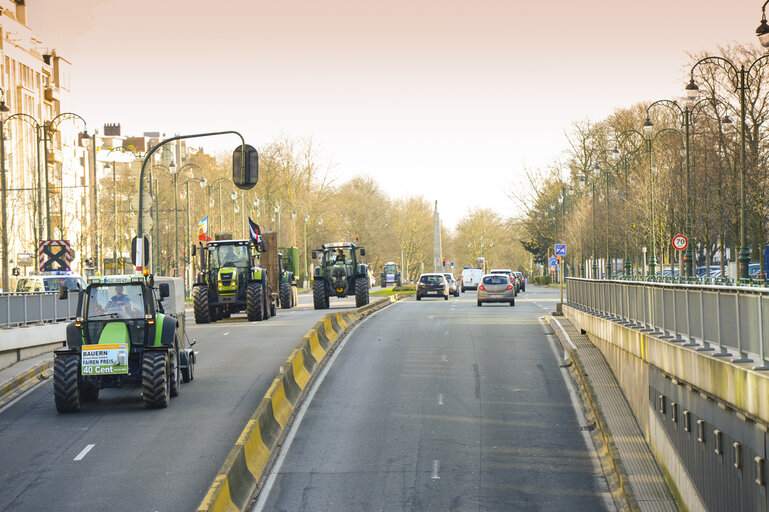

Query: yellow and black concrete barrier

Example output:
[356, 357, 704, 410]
[197, 296, 397, 512]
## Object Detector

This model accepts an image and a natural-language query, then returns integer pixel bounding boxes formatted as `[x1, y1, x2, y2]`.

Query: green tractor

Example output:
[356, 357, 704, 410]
[53, 274, 195, 412]
[191, 239, 276, 323]
[278, 246, 299, 309]
[380, 261, 402, 287]
[311, 242, 370, 309]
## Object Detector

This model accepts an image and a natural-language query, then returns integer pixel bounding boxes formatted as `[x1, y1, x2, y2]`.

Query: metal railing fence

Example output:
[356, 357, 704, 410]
[566, 278, 769, 370]
[0, 292, 79, 328]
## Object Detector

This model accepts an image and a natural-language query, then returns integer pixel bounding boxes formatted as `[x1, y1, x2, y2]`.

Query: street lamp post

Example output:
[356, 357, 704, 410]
[170, 163, 203, 276]
[42, 112, 88, 240]
[688, 54, 769, 279]
[642, 118, 686, 278]
[0, 92, 10, 291]
[207, 177, 234, 237]
[181, 177, 207, 295]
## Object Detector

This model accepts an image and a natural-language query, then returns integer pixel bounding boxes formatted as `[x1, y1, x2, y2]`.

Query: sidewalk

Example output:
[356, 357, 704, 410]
[0, 351, 54, 408]
[546, 314, 678, 512]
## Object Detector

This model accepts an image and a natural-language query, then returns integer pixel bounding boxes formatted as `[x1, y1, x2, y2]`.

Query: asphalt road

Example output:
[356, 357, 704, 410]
[0, 291, 359, 512]
[256, 286, 612, 511]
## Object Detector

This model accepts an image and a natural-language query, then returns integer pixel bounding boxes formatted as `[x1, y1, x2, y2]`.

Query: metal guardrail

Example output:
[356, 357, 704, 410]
[0, 292, 79, 328]
[566, 278, 769, 370]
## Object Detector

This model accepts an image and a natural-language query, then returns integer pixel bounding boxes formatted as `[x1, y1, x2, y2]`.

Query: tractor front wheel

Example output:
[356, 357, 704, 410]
[142, 351, 170, 409]
[313, 279, 328, 309]
[246, 282, 264, 321]
[192, 285, 211, 324]
[54, 354, 81, 413]
[355, 277, 369, 308]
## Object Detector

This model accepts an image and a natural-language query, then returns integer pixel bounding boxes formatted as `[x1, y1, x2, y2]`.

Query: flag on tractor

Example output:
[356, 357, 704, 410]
[198, 216, 211, 242]
[249, 217, 265, 251]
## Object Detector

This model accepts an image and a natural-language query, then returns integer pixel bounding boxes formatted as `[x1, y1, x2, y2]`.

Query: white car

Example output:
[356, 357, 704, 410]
[460, 268, 483, 292]
[16, 273, 86, 293]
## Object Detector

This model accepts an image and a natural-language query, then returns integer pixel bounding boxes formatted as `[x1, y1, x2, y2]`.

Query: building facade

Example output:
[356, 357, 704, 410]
[0, 0, 90, 288]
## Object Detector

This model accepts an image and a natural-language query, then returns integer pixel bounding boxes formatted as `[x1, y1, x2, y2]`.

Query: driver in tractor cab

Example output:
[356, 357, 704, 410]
[108, 285, 139, 318]
[335, 249, 345, 264]
[221, 246, 237, 266]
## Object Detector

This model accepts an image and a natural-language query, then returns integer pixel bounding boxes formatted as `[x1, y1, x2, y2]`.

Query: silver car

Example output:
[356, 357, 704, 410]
[477, 274, 515, 307]
[443, 273, 460, 297]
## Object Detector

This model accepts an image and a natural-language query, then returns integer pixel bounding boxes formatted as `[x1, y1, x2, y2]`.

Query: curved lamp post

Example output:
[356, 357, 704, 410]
[642, 117, 685, 277]
[181, 176, 207, 295]
[645, 96, 733, 279]
[104, 146, 142, 274]
[594, 149, 620, 277]
[170, 163, 202, 275]
[43, 112, 88, 239]
[614, 130, 647, 277]
[208, 177, 234, 236]
[688, 53, 769, 279]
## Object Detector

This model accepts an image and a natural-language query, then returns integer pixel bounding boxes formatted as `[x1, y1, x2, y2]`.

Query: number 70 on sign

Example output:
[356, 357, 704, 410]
[555, 244, 566, 256]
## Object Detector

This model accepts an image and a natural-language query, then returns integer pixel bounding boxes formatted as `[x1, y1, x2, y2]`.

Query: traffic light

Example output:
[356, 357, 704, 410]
[442, 258, 446, 266]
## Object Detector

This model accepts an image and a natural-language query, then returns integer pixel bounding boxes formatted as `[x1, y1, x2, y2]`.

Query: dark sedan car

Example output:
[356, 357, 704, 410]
[417, 273, 450, 301]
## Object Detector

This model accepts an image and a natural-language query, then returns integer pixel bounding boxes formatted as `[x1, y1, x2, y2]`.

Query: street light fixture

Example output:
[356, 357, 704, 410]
[757, 1, 769, 48]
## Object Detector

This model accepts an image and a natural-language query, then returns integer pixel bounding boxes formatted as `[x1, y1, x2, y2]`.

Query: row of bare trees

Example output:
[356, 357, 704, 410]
[95, 136, 531, 282]
[520, 43, 769, 279]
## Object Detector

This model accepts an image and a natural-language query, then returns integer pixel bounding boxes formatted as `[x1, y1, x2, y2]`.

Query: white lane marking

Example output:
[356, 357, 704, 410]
[74, 444, 95, 461]
[438, 393, 444, 406]
[222, 332, 230, 336]
[431, 459, 441, 479]
[441, 354, 448, 363]
[444, 330, 449, 336]
[252, 305, 390, 511]
[539, 319, 616, 511]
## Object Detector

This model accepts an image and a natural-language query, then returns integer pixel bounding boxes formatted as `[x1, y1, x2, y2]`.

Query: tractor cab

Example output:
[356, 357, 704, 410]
[83, 277, 153, 346]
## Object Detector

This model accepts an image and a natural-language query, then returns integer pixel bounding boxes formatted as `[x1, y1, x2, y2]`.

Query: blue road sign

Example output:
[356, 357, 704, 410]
[549, 257, 557, 268]
[555, 244, 566, 256]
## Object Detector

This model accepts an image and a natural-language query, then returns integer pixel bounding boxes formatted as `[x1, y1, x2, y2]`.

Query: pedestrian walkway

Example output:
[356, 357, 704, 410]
[547, 314, 679, 512]
[0, 351, 53, 408]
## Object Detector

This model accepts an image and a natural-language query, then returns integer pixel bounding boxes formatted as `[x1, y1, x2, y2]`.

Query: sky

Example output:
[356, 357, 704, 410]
[26, 0, 759, 229]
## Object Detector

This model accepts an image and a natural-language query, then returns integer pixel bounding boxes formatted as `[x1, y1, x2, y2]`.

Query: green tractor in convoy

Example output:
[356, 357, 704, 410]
[278, 246, 299, 309]
[192, 237, 277, 323]
[53, 274, 195, 412]
[312, 242, 370, 309]
[380, 261, 402, 287]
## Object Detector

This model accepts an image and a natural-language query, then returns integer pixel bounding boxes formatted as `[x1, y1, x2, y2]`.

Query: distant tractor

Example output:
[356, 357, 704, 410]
[53, 274, 195, 412]
[191, 237, 276, 323]
[380, 261, 402, 287]
[278, 246, 299, 309]
[311, 242, 369, 309]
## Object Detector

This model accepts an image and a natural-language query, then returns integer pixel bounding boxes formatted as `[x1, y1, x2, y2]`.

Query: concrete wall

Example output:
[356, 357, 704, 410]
[0, 324, 67, 369]
[564, 304, 769, 512]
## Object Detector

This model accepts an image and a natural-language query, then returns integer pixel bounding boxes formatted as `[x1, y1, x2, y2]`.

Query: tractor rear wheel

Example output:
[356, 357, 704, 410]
[355, 277, 369, 307]
[142, 351, 170, 409]
[280, 282, 292, 309]
[170, 348, 181, 397]
[313, 279, 328, 309]
[192, 285, 211, 324]
[246, 282, 264, 321]
[54, 354, 81, 413]
[263, 284, 273, 319]
[181, 350, 195, 383]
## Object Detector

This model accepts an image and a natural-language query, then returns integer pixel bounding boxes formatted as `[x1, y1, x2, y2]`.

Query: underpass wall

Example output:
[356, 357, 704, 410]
[564, 304, 769, 512]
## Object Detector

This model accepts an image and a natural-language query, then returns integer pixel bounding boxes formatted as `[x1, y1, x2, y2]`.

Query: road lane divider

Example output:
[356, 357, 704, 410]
[197, 295, 400, 512]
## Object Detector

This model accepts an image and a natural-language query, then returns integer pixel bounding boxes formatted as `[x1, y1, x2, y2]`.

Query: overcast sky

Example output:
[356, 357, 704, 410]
[27, 0, 759, 228]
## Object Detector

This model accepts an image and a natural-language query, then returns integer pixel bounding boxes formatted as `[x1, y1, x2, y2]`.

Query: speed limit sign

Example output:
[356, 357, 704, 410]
[672, 234, 688, 251]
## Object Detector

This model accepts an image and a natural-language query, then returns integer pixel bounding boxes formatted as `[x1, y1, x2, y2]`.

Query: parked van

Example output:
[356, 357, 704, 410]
[460, 268, 483, 292]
